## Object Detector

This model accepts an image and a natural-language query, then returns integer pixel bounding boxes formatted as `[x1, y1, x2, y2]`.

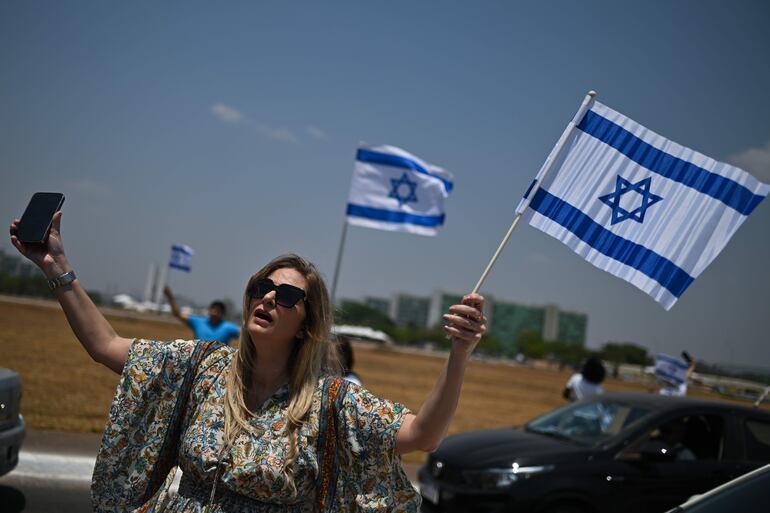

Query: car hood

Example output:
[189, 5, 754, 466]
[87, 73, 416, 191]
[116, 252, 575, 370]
[431, 427, 592, 469]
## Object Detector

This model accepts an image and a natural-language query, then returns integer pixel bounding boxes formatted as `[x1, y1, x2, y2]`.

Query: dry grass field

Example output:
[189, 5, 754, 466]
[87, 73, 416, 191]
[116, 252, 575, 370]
[0, 297, 759, 464]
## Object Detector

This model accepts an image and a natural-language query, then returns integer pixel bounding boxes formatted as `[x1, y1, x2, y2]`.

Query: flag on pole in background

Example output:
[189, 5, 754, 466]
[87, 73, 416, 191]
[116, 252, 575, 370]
[169, 244, 194, 272]
[519, 99, 769, 310]
[346, 144, 454, 236]
[654, 353, 689, 386]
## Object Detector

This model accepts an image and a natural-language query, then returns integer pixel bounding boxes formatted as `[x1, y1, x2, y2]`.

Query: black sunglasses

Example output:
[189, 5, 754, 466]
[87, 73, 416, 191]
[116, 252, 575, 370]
[249, 278, 306, 308]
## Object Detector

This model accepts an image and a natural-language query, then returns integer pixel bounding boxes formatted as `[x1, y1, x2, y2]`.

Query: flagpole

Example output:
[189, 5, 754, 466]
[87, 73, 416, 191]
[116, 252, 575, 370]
[330, 218, 349, 305]
[471, 90, 597, 294]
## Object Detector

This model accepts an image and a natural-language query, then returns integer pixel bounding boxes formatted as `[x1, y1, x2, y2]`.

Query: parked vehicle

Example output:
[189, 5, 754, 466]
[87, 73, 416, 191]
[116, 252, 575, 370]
[418, 393, 770, 513]
[0, 367, 24, 476]
[665, 462, 770, 512]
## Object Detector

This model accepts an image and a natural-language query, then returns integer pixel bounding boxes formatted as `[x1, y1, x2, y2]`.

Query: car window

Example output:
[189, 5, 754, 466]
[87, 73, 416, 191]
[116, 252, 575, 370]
[622, 414, 725, 462]
[743, 419, 770, 462]
[526, 400, 651, 445]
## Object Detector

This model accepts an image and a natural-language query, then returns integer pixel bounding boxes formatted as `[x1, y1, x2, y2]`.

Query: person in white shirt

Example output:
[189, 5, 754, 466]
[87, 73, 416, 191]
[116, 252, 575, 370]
[563, 357, 606, 401]
[658, 352, 696, 397]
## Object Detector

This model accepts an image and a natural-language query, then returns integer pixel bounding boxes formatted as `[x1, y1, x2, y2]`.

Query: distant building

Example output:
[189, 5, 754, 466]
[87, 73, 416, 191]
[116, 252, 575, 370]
[389, 293, 430, 328]
[489, 301, 545, 355]
[355, 287, 587, 353]
[427, 290, 466, 328]
[557, 310, 588, 346]
[364, 297, 390, 318]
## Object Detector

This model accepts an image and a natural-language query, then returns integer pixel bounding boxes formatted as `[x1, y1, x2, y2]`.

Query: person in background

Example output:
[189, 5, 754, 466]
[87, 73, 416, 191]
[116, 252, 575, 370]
[659, 351, 696, 397]
[335, 335, 362, 385]
[563, 356, 606, 401]
[164, 285, 240, 345]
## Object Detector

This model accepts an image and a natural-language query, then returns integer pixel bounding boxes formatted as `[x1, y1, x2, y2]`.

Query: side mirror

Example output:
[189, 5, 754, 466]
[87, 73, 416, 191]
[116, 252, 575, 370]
[639, 441, 676, 463]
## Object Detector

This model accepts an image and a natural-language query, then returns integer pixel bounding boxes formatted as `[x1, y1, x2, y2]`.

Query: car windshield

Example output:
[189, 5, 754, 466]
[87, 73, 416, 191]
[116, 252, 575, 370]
[526, 400, 651, 445]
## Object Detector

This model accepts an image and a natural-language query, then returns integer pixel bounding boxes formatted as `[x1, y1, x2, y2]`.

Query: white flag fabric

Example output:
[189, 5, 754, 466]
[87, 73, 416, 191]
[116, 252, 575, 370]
[521, 99, 769, 310]
[346, 144, 454, 236]
[654, 353, 689, 386]
[169, 244, 194, 272]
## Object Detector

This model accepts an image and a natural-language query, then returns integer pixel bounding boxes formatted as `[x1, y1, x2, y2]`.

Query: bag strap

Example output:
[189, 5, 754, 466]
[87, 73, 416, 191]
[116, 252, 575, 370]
[315, 376, 350, 513]
[139, 340, 220, 506]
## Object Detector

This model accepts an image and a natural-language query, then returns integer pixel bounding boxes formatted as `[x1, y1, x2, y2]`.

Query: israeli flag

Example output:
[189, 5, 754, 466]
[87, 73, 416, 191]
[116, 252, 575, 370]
[654, 353, 688, 386]
[346, 144, 454, 236]
[169, 244, 194, 272]
[520, 99, 769, 310]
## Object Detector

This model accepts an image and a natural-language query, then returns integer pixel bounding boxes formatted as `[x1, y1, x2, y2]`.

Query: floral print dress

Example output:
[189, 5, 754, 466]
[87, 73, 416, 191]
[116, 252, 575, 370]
[91, 339, 420, 513]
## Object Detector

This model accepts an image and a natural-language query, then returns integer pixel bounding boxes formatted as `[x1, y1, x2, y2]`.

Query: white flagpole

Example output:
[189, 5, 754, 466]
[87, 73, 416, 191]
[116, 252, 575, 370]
[471, 90, 597, 294]
[330, 218, 348, 306]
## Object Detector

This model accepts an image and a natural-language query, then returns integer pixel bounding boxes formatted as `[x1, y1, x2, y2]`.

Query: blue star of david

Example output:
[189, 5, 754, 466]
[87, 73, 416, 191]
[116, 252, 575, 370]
[389, 172, 418, 206]
[598, 175, 663, 225]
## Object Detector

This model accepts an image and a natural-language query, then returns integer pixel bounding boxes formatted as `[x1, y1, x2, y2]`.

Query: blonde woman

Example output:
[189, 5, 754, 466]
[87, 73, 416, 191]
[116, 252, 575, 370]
[10, 212, 487, 512]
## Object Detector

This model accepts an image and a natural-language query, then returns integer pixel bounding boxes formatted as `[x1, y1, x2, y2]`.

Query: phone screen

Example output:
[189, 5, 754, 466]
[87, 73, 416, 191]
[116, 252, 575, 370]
[17, 192, 65, 244]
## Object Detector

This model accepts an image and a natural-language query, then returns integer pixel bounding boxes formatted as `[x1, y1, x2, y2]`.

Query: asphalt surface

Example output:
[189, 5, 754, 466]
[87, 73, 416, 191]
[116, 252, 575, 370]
[0, 428, 422, 512]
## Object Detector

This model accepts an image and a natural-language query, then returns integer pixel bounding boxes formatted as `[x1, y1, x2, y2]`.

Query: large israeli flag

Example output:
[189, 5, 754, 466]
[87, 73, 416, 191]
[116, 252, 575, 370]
[520, 99, 769, 310]
[346, 144, 454, 236]
[169, 244, 194, 272]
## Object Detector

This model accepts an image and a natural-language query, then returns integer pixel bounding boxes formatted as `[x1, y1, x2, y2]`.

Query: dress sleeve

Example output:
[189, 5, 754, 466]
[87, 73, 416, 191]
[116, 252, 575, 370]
[91, 338, 198, 512]
[333, 384, 421, 512]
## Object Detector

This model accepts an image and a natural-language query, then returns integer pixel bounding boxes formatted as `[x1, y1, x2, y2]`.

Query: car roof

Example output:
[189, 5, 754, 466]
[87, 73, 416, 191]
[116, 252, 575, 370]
[593, 392, 770, 418]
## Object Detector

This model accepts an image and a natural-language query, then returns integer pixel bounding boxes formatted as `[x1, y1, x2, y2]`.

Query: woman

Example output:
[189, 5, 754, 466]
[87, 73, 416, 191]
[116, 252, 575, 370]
[10, 212, 486, 512]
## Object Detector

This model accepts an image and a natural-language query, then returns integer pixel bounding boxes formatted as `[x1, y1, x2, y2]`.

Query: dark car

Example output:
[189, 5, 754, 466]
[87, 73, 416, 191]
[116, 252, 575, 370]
[664, 462, 770, 513]
[0, 367, 24, 476]
[418, 393, 770, 513]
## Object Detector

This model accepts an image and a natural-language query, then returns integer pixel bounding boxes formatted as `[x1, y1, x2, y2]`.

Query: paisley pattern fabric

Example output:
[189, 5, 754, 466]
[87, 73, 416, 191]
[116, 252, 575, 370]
[91, 339, 421, 512]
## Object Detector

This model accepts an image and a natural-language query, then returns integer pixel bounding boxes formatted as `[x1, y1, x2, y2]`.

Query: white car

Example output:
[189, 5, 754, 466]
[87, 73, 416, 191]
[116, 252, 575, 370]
[0, 368, 24, 476]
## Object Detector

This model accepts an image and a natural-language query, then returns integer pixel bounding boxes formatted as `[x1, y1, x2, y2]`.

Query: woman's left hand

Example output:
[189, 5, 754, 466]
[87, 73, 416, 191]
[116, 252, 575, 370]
[442, 293, 487, 356]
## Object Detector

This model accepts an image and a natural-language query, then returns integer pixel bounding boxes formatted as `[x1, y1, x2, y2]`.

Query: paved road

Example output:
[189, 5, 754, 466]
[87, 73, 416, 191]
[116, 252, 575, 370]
[0, 429, 423, 512]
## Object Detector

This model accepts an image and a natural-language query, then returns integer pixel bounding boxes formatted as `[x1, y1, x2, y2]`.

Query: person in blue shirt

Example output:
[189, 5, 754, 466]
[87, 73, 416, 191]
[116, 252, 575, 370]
[163, 286, 240, 345]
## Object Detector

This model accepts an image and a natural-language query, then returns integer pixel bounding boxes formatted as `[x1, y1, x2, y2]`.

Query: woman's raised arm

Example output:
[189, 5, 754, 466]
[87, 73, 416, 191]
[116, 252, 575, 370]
[10, 212, 132, 374]
[395, 293, 486, 454]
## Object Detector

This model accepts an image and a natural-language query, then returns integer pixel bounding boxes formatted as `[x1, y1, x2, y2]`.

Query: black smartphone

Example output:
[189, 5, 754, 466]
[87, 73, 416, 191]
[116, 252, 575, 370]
[681, 351, 693, 364]
[17, 192, 65, 244]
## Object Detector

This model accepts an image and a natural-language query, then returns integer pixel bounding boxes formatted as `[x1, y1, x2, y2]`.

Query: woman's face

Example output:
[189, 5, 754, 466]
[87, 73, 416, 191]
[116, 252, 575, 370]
[246, 267, 308, 350]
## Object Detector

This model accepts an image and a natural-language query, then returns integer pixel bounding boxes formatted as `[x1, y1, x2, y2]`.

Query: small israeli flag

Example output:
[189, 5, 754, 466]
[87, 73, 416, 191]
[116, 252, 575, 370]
[169, 244, 194, 272]
[520, 99, 769, 309]
[346, 144, 454, 236]
[654, 354, 689, 386]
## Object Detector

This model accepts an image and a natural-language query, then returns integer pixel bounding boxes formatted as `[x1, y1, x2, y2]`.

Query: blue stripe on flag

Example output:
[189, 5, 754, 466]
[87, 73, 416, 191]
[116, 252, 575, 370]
[346, 203, 445, 227]
[169, 262, 191, 272]
[529, 188, 695, 298]
[656, 354, 689, 370]
[655, 369, 685, 386]
[172, 244, 193, 255]
[356, 149, 454, 193]
[577, 110, 765, 216]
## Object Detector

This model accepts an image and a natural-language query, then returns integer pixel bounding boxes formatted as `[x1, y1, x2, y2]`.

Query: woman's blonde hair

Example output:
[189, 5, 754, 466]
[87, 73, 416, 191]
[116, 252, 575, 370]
[223, 254, 334, 496]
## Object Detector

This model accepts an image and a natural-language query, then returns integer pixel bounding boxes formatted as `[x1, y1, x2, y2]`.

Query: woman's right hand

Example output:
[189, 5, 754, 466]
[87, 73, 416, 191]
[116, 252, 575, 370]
[9, 211, 69, 277]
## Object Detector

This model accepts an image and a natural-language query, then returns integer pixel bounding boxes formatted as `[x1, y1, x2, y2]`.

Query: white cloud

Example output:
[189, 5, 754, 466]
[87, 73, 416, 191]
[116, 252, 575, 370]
[306, 125, 327, 140]
[210, 102, 299, 143]
[254, 123, 299, 144]
[211, 102, 245, 123]
[729, 139, 770, 182]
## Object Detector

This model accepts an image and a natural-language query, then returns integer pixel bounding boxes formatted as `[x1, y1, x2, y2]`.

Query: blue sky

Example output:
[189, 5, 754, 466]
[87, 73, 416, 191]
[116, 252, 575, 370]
[2, 1, 769, 368]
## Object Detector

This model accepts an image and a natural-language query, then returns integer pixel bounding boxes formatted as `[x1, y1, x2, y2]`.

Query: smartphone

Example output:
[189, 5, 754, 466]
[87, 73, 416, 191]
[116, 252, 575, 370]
[681, 351, 693, 364]
[17, 192, 65, 244]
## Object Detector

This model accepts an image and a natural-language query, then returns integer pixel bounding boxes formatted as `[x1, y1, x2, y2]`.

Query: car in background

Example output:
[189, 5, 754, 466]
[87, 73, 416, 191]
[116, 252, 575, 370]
[418, 393, 770, 513]
[0, 367, 24, 476]
[665, 462, 770, 512]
